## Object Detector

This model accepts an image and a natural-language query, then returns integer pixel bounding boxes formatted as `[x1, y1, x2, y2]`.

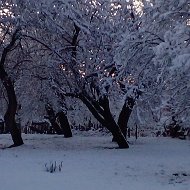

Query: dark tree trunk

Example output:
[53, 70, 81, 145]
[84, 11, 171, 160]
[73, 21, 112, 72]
[112, 97, 135, 142]
[45, 105, 64, 135]
[0, 29, 24, 147]
[135, 124, 138, 140]
[0, 72, 24, 146]
[117, 97, 135, 138]
[118, 104, 128, 138]
[104, 114, 129, 148]
[78, 93, 129, 149]
[57, 111, 72, 138]
[99, 95, 129, 148]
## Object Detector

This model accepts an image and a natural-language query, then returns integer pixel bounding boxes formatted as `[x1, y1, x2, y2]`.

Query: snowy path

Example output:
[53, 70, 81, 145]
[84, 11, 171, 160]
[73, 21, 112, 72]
[0, 134, 190, 190]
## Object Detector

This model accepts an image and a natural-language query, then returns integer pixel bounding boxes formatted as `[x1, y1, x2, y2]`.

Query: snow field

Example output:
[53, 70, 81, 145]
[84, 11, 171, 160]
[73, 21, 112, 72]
[0, 134, 190, 190]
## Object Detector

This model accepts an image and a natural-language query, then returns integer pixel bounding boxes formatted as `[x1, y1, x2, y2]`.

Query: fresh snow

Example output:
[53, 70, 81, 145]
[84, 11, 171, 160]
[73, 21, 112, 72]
[0, 134, 190, 190]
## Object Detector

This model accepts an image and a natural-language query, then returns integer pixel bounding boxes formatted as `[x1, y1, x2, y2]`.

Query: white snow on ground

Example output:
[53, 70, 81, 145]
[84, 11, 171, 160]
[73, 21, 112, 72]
[0, 134, 190, 190]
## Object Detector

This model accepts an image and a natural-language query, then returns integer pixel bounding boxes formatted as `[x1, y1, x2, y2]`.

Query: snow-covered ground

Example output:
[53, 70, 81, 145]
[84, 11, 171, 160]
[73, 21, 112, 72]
[0, 134, 190, 190]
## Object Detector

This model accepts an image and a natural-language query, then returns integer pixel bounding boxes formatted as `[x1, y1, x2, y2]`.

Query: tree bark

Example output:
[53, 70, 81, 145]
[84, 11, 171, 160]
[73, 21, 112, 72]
[0, 29, 24, 147]
[0, 71, 23, 146]
[45, 105, 64, 135]
[103, 112, 129, 148]
[78, 93, 129, 148]
[57, 111, 72, 138]
[117, 97, 135, 138]
[99, 95, 129, 148]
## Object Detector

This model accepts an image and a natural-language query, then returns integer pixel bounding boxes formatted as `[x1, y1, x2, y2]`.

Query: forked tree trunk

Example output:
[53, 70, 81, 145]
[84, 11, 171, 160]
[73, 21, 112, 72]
[57, 111, 72, 138]
[100, 96, 129, 148]
[78, 93, 129, 149]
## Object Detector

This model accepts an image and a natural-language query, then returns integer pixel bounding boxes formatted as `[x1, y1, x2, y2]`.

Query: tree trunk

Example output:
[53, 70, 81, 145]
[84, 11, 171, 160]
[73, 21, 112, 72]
[105, 119, 129, 148]
[0, 28, 24, 147]
[135, 124, 138, 140]
[117, 97, 135, 138]
[0, 74, 24, 147]
[79, 93, 129, 148]
[45, 105, 64, 135]
[100, 96, 129, 148]
[57, 111, 72, 138]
